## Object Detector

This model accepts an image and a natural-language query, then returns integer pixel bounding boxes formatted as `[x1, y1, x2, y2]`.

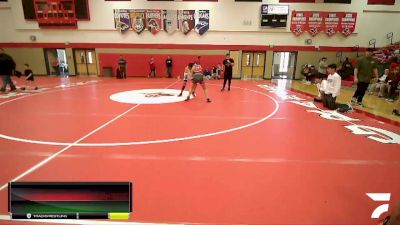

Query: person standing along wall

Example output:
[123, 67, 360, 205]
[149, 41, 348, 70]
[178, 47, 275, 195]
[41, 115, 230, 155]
[318, 57, 328, 77]
[118, 55, 127, 79]
[166, 56, 173, 78]
[149, 57, 156, 78]
[0, 48, 17, 93]
[221, 54, 234, 91]
[351, 48, 378, 107]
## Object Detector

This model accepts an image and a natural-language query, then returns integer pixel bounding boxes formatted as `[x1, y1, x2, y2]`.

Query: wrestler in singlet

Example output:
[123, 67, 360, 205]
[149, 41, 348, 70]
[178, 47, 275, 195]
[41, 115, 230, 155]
[185, 61, 211, 103]
[178, 63, 194, 97]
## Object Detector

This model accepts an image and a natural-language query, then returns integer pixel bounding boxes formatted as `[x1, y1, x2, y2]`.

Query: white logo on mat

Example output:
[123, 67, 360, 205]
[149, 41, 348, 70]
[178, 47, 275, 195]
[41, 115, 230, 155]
[366, 193, 391, 219]
[110, 89, 190, 104]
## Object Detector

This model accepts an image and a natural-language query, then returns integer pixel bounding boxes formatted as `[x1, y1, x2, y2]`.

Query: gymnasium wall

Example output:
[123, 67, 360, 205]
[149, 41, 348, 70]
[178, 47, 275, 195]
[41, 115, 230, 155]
[0, 0, 400, 48]
[0, 0, 398, 78]
[96, 48, 227, 77]
[0, 46, 360, 78]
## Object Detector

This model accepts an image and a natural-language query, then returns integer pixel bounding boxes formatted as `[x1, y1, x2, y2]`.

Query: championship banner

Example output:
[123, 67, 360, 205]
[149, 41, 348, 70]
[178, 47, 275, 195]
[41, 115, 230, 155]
[290, 11, 308, 36]
[194, 10, 209, 35]
[324, 12, 340, 36]
[146, 9, 162, 35]
[163, 10, 178, 34]
[307, 11, 324, 36]
[114, 9, 131, 33]
[178, 10, 195, 35]
[131, 10, 146, 34]
[339, 12, 357, 36]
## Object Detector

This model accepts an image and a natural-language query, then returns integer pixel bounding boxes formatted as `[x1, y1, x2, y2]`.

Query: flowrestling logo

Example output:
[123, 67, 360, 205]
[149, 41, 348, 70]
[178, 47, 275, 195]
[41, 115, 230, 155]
[367, 193, 391, 219]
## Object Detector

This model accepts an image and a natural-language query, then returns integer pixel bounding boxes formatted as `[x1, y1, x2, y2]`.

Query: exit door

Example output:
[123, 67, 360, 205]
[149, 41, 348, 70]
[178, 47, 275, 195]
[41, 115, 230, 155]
[241, 51, 266, 80]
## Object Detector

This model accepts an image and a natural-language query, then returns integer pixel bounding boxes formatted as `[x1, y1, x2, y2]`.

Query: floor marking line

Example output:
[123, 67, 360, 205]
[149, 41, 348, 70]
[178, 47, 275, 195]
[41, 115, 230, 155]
[0, 81, 100, 106]
[0, 104, 140, 191]
[0, 84, 279, 147]
[0, 81, 178, 192]
[0, 81, 174, 107]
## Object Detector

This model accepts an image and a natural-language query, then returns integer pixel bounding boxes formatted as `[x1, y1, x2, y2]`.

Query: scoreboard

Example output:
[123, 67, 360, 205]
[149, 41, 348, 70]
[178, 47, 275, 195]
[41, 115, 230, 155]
[260, 4, 289, 28]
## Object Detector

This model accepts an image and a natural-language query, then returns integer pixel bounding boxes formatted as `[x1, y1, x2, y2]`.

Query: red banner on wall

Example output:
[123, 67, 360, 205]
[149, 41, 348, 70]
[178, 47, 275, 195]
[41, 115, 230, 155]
[290, 11, 356, 37]
[324, 12, 341, 36]
[307, 11, 325, 36]
[178, 10, 195, 35]
[339, 12, 357, 36]
[146, 9, 162, 35]
[290, 11, 309, 36]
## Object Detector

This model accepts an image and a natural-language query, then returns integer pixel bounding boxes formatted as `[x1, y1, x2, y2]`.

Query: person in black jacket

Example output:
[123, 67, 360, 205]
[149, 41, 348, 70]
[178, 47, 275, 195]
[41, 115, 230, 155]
[118, 55, 127, 79]
[221, 54, 234, 91]
[166, 56, 173, 78]
[0, 48, 17, 92]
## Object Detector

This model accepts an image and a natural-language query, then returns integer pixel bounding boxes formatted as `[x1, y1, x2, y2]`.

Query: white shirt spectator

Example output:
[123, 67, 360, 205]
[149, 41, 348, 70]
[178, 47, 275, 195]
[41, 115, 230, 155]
[378, 74, 388, 83]
[325, 72, 341, 98]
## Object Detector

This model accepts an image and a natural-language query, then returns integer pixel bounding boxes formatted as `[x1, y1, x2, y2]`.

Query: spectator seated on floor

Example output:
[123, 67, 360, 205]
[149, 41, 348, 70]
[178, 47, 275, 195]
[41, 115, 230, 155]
[204, 68, 212, 80]
[379, 67, 396, 98]
[370, 69, 389, 97]
[386, 65, 400, 102]
[211, 66, 220, 80]
[301, 64, 310, 82]
[338, 57, 354, 80]
[301, 64, 318, 84]
[337, 57, 355, 87]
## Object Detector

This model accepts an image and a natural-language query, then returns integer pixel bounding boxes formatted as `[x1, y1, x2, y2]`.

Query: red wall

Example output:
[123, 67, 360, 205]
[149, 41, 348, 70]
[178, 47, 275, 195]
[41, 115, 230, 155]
[99, 53, 226, 77]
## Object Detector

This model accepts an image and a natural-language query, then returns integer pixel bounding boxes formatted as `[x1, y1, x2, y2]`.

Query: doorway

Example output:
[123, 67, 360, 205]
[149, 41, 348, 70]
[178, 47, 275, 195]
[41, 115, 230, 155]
[44, 48, 68, 76]
[241, 51, 266, 80]
[73, 49, 98, 76]
[272, 52, 297, 79]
